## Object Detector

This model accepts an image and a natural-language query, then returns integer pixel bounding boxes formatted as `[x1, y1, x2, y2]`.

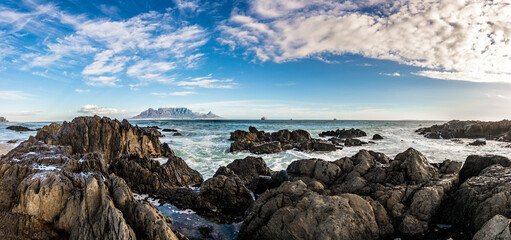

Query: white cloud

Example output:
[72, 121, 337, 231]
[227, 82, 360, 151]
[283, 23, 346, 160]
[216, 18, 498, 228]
[177, 74, 236, 89]
[1, 4, 209, 87]
[151, 91, 197, 96]
[0, 90, 31, 100]
[75, 89, 90, 93]
[78, 105, 128, 115]
[85, 76, 119, 87]
[126, 60, 176, 83]
[219, 0, 511, 83]
[380, 72, 401, 77]
[413, 71, 511, 84]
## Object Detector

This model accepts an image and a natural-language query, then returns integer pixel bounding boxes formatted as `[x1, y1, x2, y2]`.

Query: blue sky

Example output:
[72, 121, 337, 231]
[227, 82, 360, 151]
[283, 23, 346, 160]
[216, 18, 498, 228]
[0, 0, 510, 121]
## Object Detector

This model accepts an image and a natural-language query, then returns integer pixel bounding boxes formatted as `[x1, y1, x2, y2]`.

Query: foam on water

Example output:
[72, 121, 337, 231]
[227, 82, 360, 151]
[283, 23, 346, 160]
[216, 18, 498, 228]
[140, 120, 511, 179]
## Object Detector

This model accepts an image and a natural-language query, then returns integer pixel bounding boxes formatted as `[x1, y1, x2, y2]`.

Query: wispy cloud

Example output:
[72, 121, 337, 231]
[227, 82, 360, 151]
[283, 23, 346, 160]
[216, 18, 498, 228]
[78, 104, 128, 115]
[0, 90, 32, 100]
[0, 3, 209, 87]
[151, 91, 197, 96]
[75, 89, 90, 93]
[218, 0, 511, 83]
[177, 74, 236, 89]
[380, 72, 400, 77]
[85, 76, 120, 87]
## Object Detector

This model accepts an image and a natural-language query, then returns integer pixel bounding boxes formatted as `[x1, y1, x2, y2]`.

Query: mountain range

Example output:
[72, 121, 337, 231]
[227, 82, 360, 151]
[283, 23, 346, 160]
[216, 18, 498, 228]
[132, 108, 221, 120]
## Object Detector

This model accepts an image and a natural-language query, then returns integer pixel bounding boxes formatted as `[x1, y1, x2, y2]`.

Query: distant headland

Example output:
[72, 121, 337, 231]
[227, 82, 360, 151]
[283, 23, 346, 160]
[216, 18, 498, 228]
[0, 117, 8, 123]
[132, 107, 221, 120]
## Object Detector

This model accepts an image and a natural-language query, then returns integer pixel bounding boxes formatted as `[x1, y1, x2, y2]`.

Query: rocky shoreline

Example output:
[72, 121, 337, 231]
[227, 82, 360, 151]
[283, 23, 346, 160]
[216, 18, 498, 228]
[417, 120, 511, 142]
[0, 116, 510, 239]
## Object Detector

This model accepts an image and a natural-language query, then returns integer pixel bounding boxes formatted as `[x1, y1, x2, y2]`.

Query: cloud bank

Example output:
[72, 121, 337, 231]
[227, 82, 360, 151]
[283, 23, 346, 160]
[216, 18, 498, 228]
[218, 0, 511, 83]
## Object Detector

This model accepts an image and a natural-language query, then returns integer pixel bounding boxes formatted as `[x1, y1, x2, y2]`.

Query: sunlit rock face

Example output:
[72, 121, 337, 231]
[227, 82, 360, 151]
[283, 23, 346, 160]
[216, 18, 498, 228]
[35, 115, 174, 163]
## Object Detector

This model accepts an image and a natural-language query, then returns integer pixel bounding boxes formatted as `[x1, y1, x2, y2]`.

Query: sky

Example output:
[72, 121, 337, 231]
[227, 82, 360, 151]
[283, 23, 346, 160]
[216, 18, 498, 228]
[0, 0, 510, 121]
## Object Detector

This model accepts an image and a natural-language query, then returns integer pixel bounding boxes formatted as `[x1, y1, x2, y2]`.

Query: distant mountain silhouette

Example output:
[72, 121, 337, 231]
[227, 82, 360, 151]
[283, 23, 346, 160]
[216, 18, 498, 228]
[132, 108, 220, 120]
[0, 117, 8, 123]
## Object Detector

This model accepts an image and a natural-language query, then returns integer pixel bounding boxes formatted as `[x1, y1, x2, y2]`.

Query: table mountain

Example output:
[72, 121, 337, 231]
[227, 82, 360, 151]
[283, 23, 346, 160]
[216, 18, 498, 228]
[132, 107, 220, 120]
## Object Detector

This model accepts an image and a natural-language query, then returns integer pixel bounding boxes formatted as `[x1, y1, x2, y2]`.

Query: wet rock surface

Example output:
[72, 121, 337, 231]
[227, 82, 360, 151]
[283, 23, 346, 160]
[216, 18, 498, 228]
[36, 115, 173, 163]
[417, 120, 511, 142]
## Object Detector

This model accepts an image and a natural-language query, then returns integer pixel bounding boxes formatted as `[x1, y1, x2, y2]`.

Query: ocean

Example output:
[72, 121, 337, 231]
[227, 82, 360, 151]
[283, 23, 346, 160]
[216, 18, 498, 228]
[2, 119, 511, 239]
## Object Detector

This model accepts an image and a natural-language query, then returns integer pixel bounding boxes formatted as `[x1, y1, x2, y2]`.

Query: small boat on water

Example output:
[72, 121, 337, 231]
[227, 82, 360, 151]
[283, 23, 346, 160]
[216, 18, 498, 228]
[261, 116, 267, 120]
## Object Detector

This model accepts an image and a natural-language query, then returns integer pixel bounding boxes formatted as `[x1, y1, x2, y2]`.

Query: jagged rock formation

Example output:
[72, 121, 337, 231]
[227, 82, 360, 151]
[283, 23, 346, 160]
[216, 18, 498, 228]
[417, 120, 511, 142]
[0, 117, 8, 123]
[473, 215, 511, 240]
[132, 108, 220, 120]
[0, 137, 187, 240]
[229, 127, 337, 154]
[239, 148, 464, 239]
[35, 115, 173, 163]
[109, 154, 203, 196]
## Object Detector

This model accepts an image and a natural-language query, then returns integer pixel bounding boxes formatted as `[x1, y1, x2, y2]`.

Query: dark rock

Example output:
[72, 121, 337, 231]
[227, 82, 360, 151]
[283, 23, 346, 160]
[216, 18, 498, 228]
[344, 138, 368, 147]
[0, 138, 185, 239]
[0, 117, 7, 123]
[287, 159, 342, 186]
[214, 156, 272, 184]
[239, 181, 391, 240]
[250, 141, 281, 154]
[173, 132, 183, 136]
[417, 120, 511, 142]
[199, 175, 254, 216]
[35, 116, 173, 163]
[445, 165, 511, 231]
[373, 134, 384, 140]
[6, 126, 34, 132]
[7, 140, 17, 144]
[312, 140, 337, 151]
[469, 139, 487, 146]
[472, 215, 511, 240]
[393, 148, 438, 182]
[162, 128, 178, 132]
[229, 127, 328, 154]
[109, 154, 203, 196]
[319, 128, 367, 138]
[458, 155, 511, 183]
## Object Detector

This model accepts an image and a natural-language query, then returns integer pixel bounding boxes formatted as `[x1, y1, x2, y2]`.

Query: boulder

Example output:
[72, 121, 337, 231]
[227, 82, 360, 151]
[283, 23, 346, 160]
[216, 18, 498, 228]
[214, 156, 272, 184]
[287, 159, 342, 186]
[163, 129, 178, 132]
[344, 138, 368, 147]
[250, 141, 282, 154]
[458, 155, 511, 183]
[35, 116, 173, 163]
[469, 140, 487, 146]
[109, 154, 203, 195]
[472, 215, 511, 240]
[393, 148, 438, 182]
[372, 134, 384, 140]
[445, 165, 511, 231]
[238, 181, 392, 240]
[312, 140, 337, 151]
[199, 175, 254, 216]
